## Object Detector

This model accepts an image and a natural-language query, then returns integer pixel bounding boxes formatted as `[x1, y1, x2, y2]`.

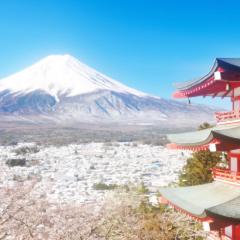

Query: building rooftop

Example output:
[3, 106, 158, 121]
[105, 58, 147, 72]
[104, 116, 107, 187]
[160, 181, 240, 219]
[173, 58, 240, 98]
[167, 124, 240, 151]
[175, 58, 240, 90]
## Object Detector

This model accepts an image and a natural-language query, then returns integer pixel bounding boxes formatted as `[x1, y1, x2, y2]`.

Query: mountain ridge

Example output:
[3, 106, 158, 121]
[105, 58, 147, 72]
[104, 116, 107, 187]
[0, 54, 218, 127]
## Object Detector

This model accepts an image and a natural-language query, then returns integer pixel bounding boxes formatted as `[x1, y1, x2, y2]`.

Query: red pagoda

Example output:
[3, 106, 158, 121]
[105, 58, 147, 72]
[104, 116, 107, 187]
[160, 58, 240, 240]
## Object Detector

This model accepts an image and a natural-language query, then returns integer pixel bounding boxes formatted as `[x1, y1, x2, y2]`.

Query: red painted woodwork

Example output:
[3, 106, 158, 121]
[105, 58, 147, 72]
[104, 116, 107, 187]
[215, 110, 240, 123]
[222, 224, 240, 240]
[167, 139, 240, 152]
[167, 61, 240, 240]
[166, 142, 211, 151]
[229, 152, 240, 172]
[208, 219, 240, 240]
[232, 96, 240, 101]
[159, 196, 212, 222]
[173, 69, 240, 99]
[166, 139, 221, 151]
[161, 194, 240, 239]
[235, 225, 240, 240]
[212, 168, 240, 184]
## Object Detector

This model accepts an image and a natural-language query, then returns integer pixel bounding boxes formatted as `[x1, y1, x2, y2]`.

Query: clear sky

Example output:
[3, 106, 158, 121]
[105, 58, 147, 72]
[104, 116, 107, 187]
[1, 0, 240, 108]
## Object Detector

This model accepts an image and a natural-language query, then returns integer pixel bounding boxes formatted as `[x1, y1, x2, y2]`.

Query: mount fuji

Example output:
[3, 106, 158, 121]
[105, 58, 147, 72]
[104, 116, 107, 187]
[0, 54, 217, 127]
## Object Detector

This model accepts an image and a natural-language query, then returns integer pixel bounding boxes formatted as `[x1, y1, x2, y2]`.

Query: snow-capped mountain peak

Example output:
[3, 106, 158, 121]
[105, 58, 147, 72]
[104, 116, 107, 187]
[0, 54, 218, 127]
[0, 54, 148, 101]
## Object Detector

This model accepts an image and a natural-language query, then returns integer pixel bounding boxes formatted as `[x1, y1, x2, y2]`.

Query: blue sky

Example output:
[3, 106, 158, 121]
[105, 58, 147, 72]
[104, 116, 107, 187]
[1, 0, 240, 108]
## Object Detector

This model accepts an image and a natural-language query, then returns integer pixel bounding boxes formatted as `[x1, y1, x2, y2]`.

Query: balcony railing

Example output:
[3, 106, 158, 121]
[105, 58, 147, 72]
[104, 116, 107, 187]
[212, 168, 240, 183]
[215, 110, 240, 123]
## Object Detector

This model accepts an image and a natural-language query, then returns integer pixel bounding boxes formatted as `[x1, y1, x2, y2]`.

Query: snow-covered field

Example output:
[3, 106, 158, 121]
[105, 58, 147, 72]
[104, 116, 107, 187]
[0, 142, 188, 205]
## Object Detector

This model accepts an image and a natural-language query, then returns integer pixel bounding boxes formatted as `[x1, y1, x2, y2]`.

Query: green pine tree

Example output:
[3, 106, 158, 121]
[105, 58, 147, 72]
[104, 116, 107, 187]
[179, 150, 222, 186]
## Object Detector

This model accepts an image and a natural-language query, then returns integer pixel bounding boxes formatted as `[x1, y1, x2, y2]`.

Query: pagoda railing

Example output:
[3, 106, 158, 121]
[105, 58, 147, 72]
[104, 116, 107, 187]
[212, 168, 240, 183]
[215, 110, 240, 123]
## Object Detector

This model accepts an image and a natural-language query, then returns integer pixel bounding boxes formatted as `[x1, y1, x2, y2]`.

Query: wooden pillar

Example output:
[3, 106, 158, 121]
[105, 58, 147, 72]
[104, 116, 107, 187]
[234, 224, 240, 240]
[220, 224, 240, 240]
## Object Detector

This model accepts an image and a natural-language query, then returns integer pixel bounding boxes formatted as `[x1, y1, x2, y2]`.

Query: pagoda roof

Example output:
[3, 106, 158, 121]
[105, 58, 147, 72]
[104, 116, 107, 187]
[160, 181, 240, 219]
[175, 58, 240, 90]
[167, 124, 240, 151]
[207, 195, 240, 220]
[173, 58, 240, 98]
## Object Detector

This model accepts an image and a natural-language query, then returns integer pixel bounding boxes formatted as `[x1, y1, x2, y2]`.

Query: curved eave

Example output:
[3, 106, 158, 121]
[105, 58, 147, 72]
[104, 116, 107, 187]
[173, 58, 240, 99]
[160, 181, 240, 220]
[174, 59, 218, 91]
[167, 125, 240, 151]
[166, 141, 217, 151]
[206, 196, 240, 220]
[167, 127, 214, 147]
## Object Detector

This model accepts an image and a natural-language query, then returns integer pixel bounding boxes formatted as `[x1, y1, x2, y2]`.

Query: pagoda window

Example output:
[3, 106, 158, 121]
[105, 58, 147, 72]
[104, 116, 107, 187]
[229, 151, 240, 173]
[230, 157, 238, 172]
[224, 225, 233, 239]
[224, 224, 240, 240]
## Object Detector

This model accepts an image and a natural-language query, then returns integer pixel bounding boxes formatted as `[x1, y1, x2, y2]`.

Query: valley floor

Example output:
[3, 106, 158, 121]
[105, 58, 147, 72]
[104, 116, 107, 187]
[0, 142, 188, 205]
[1, 142, 208, 240]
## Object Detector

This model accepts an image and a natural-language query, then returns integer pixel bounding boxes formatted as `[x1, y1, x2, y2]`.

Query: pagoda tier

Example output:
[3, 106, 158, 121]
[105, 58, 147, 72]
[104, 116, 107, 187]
[160, 181, 240, 220]
[162, 57, 240, 239]
[173, 58, 240, 125]
[163, 124, 240, 239]
[167, 125, 240, 186]
[173, 58, 240, 99]
[167, 125, 240, 152]
[159, 182, 240, 239]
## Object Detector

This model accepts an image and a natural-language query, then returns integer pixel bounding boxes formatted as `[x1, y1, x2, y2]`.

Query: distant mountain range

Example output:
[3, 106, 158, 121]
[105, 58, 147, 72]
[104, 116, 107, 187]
[0, 54, 218, 127]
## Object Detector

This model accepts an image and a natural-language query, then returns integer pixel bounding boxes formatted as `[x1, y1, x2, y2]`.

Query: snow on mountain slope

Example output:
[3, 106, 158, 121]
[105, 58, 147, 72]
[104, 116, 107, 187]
[0, 54, 218, 126]
[0, 54, 148, 101]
